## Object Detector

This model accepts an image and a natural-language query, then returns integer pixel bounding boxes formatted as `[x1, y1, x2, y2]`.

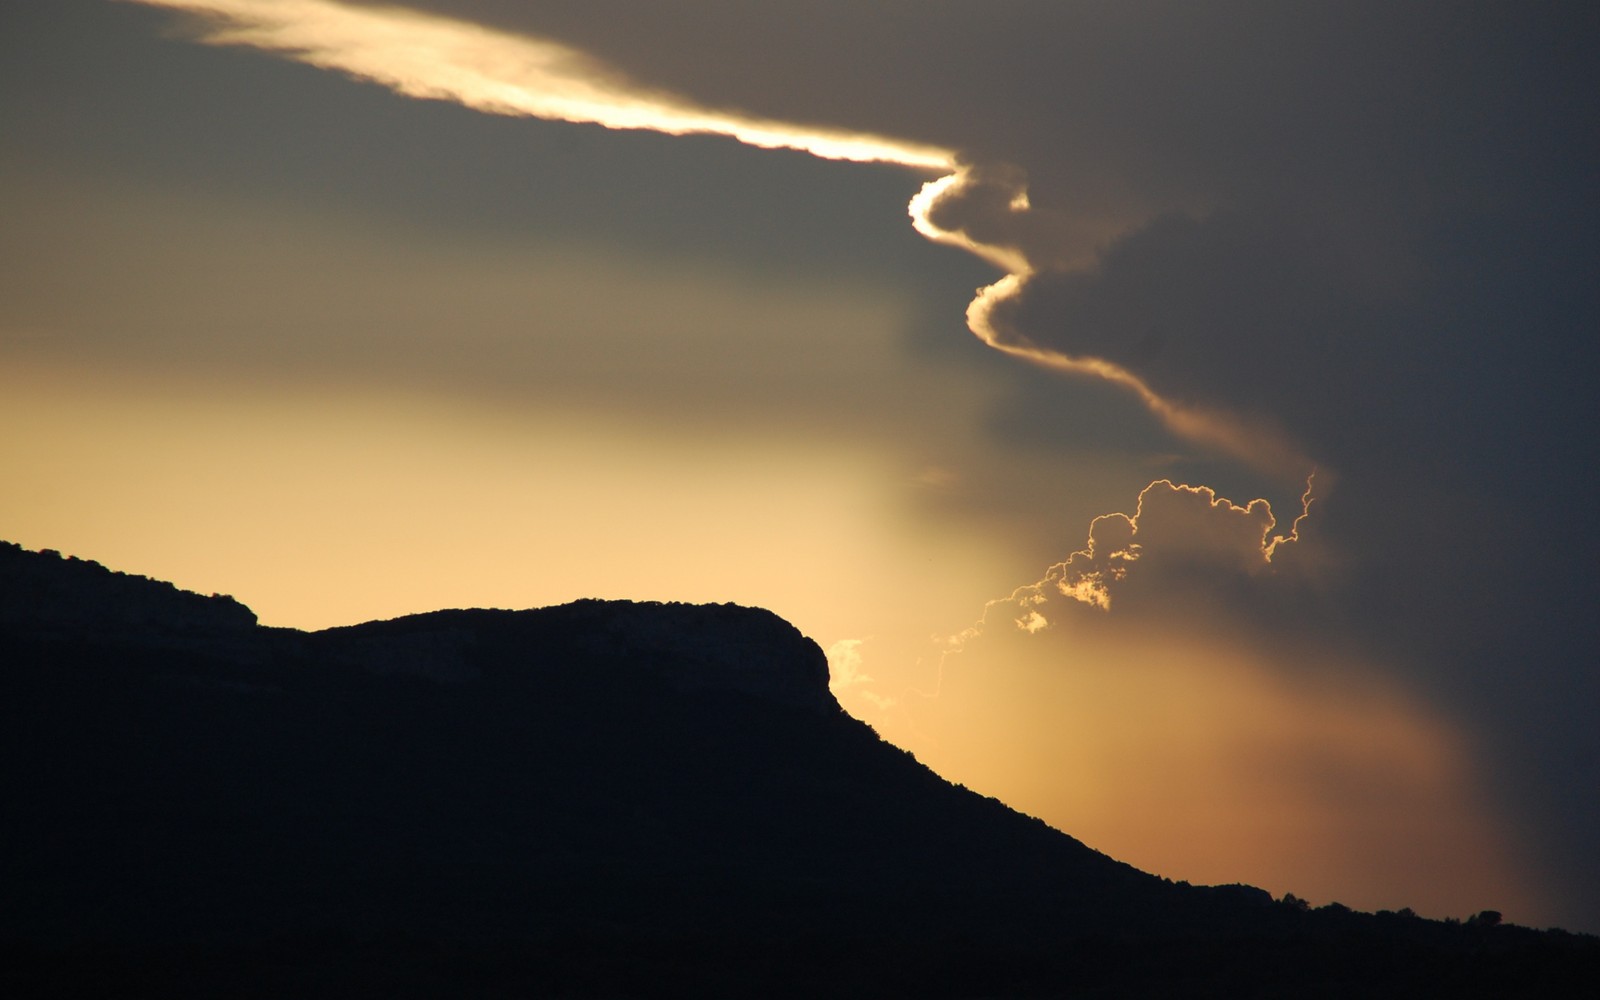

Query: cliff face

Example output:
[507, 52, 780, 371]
[555, 599, 835, 714]
[316, 600, 836, 713]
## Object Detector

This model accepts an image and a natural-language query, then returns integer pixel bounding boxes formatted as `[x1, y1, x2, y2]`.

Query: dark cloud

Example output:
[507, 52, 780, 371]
[975, 208, 1415, 464]
[399, 1, 1592, 494]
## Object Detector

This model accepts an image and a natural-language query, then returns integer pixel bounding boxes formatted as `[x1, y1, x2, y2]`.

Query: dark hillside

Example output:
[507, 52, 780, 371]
[2, 542, 1594, 996]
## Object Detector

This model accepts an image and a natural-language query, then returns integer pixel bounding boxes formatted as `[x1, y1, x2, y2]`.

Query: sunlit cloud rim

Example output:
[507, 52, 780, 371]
[892, 475, 1318, 705]
[909, 168, 1320, 481]
[123, 0, 957, 170]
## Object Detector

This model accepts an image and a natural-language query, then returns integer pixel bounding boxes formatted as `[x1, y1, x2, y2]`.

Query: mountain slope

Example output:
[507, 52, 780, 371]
[2, 541, 1594, 997]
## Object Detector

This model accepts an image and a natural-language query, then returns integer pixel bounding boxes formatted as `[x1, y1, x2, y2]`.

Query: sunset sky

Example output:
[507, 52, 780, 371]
[3, 1, 1596, 931]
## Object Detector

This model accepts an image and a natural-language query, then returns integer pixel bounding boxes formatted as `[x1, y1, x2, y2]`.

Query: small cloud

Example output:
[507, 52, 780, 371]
[826, 637, 873, 691]
[1015, 609, 1049, 633]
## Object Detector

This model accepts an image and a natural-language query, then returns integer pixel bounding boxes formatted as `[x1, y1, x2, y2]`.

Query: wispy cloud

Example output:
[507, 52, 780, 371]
[125, 0, 955, 169]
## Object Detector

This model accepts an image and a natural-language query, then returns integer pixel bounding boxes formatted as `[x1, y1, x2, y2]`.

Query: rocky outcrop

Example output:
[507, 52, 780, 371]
[313, 599, 838, 714]
[529, 599, 836, 713]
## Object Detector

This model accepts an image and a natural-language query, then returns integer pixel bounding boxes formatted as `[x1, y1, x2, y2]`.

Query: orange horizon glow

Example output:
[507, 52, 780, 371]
[832, 581, 1538, 923]
[0, 358, 1019, 641]
[2, 355, 1548, 924]
[826, 478, 1541, 922]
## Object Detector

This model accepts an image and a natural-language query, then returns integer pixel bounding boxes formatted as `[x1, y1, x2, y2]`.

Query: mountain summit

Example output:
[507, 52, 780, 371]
[2, 541, 1593, 997]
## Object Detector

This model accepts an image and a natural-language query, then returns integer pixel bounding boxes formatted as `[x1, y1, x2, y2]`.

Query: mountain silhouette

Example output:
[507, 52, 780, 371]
[2, 541, 1594, 997]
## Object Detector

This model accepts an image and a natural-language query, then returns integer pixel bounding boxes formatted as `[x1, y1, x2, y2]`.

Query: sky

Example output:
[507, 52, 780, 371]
[3, 0, 1596, 931]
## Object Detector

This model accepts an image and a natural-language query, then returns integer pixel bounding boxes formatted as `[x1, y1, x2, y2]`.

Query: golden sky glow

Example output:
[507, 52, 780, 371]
[850, 629, 1539, 921]
[830, 481, 1541, 920]
[0, 357, 1019, 645]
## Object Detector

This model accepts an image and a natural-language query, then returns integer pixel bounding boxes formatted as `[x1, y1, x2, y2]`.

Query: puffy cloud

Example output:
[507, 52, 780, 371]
[953, 478, 1317, 637]
[826, 637, 873, 693]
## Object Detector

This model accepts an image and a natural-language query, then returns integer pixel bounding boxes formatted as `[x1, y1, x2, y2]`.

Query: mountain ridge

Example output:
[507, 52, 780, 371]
[2, 540, 1594, 997]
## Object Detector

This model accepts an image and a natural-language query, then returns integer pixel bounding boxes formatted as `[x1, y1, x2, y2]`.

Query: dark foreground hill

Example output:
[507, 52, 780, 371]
[2, 542, 1595, 997]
